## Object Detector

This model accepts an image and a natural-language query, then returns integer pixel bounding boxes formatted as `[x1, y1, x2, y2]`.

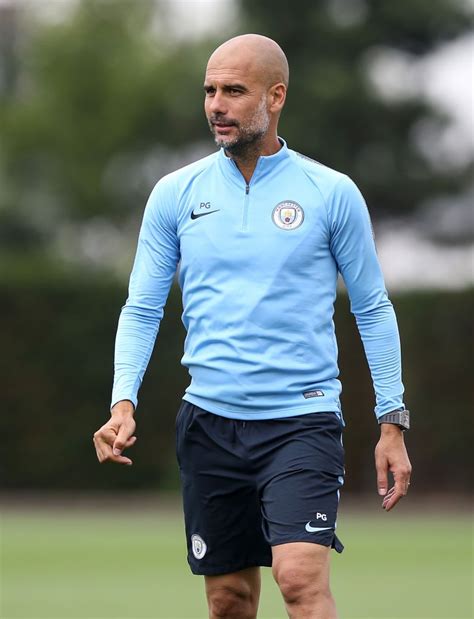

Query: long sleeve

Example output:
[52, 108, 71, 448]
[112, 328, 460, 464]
[328, 175, 404, 417]
[111, 178, 180, 409]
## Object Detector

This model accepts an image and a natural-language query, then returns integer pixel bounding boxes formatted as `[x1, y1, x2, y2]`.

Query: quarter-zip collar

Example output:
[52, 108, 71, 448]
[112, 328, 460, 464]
[217, 137, 290, 188]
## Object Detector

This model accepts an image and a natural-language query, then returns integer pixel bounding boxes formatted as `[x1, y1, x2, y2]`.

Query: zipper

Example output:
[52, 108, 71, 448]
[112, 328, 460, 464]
[241, 184, 250, 231]
[231, 155, 261, 232]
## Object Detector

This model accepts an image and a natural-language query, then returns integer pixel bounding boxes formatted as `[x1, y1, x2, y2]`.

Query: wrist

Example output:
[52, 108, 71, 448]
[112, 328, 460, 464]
[380, 423, 404, 436]
[111, 400, 135, 416]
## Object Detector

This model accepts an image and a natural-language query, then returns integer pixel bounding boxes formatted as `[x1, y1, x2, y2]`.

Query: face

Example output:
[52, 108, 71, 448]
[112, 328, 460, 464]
[204, 65, 271, 154]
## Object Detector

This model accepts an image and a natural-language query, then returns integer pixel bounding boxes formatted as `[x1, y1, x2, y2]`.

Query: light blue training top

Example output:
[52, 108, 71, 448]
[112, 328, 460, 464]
[112, 139, 404, 420]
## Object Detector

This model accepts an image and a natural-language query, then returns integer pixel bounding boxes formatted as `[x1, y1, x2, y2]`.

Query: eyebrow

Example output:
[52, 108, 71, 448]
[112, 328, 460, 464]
[203, 83, 249, 92]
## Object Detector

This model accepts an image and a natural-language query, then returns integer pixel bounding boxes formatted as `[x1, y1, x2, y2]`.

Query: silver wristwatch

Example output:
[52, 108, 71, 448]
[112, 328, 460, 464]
[378, 408, 410, 431]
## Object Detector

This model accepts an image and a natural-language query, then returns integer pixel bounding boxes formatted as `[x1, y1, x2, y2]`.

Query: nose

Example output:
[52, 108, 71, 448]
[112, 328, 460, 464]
[207, 91, 227, 116]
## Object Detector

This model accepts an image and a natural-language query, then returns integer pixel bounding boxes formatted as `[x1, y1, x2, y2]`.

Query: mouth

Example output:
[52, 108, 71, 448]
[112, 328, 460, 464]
[212, 123, 236, 138]
[211, 119, 237, 129]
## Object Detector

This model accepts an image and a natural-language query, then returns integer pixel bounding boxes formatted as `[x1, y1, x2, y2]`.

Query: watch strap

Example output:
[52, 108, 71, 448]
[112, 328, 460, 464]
[378, 409, 410, 430]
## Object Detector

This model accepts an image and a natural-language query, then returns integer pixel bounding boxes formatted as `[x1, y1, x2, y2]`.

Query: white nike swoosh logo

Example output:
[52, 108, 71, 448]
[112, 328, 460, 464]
[305, 522, 332, 533]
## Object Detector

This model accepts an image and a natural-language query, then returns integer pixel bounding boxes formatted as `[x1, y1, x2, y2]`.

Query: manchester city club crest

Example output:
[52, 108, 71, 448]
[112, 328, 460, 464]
[191, 533, 207, 559]
[272, 200, 304, 230]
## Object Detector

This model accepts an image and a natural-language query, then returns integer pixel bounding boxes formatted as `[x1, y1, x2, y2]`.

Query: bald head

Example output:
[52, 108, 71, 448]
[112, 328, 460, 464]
[207, 34, 289, 89]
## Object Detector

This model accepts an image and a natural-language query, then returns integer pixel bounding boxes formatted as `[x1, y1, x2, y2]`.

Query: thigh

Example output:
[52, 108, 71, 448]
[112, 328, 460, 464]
[176, 402, 272, 575]
[258, 412, 345, 553]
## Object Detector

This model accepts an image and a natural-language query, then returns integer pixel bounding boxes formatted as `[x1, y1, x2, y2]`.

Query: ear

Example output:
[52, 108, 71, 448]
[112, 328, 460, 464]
[268, 83, 287, 113]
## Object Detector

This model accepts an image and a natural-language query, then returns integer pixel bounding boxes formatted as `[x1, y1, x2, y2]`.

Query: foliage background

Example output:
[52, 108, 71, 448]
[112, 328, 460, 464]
[1, 2, 472, 618]
[0, 0, 472, 493]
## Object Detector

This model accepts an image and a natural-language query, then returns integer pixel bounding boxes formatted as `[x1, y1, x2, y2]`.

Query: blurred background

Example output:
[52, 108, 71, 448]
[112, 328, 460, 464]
[0, 1, 472, 618]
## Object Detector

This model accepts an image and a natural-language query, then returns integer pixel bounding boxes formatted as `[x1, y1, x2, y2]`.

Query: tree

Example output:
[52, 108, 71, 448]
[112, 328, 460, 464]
[0, 0, 471, 265]
[0, 0, 212, 255]
[238, 0, 473, 219]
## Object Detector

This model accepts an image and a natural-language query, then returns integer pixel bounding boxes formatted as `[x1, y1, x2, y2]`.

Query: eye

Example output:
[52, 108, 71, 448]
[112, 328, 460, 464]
[204, 87, 216, 96]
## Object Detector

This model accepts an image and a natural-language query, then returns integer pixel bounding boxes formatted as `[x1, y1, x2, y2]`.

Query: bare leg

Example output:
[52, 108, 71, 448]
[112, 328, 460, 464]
[272, 542, 338, 619]
[205, 566, 261, 619]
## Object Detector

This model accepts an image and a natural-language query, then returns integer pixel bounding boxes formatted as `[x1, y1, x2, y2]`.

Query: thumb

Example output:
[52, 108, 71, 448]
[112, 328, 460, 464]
[113, 423, 134, 456]
[376, 457, 388, 496]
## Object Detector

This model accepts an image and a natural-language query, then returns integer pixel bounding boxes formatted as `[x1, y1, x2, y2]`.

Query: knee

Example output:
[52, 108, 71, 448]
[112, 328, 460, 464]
[207, 584, 256, 619]
[273, 559, 329, 606]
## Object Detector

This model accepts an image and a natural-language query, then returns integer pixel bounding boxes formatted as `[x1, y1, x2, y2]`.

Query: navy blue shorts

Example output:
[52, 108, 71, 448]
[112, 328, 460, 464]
[176, 401, 345, 576]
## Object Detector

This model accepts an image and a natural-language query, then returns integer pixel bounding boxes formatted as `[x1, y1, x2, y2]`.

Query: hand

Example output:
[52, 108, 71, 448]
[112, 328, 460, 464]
[375, 424, 412, 511]
[93, 400, 137, 465]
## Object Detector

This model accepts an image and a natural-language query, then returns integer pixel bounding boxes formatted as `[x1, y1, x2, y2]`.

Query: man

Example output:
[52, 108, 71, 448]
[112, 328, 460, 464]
[94, 34, 412, 619]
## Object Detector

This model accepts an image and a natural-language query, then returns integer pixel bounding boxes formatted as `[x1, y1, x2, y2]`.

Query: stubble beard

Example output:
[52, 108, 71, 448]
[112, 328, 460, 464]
[208, 94, 271, 159]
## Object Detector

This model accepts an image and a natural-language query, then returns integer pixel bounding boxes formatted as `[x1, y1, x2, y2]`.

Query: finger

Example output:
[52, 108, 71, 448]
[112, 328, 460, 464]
[98, 441, 133, 465]
[110, 454, 133, 465]
[383, 486, 396, 503]
[95, 426, 118, 447]
[393, 466, 411, 497]
[383, 479, 411, 511]
[113, 436, 137, 456]
[382, 477, 412, 510]
[93, 435, 111, 463]
[383, 485, 396, 498]
[94, 434, 133, 465]
[375, 456, 389, 497]
[113, 424, 136, 456]
[93, 436, 103, 462]
[383, 488, 404, 511]
[381, 486, 396, 506]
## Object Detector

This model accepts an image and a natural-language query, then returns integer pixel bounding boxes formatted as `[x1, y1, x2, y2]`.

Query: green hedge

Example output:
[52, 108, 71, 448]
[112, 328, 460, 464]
[1, 274, 472, 494]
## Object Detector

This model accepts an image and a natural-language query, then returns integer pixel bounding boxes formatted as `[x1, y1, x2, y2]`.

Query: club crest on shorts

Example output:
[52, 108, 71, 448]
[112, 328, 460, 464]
[191, 534, 207, 559]
[272, 200, 304, 230]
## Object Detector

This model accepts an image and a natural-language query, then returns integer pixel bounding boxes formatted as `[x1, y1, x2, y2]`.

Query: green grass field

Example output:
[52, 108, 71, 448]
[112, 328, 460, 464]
[1, 501, 472, 619]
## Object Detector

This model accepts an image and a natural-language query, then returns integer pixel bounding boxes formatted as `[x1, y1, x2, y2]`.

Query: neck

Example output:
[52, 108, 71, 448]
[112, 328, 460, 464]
[225, 134, 281, 184]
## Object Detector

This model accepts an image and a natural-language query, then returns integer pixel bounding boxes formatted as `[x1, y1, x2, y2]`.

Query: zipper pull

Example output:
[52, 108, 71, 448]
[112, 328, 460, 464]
[245, 185, 250, 195]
